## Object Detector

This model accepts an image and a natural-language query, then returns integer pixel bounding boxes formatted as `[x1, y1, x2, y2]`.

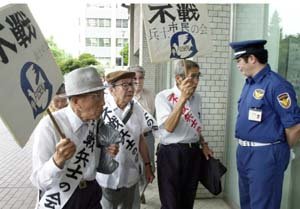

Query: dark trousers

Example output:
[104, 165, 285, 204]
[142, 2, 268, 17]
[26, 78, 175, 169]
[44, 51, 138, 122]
[63, 180, 102, 209]
[157, 143, 201, 209]
[237, 142, 290, 209]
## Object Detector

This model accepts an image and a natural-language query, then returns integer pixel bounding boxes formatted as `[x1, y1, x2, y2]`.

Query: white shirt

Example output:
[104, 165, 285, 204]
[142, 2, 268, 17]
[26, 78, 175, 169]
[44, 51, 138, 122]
[30, 105, 100, 192]
[96, 95, 147, 189]
[155, 85, 202, 145]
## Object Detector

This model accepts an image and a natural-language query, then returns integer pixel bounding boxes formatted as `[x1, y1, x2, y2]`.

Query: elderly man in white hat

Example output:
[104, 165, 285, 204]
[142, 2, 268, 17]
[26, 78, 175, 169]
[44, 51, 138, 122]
[30, 66, 118, 209]
[96, 70, 155, 209]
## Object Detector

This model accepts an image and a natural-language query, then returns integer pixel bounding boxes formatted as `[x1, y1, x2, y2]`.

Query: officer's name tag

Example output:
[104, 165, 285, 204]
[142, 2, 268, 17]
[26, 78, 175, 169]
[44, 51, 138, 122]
[248, 108, 262, 122]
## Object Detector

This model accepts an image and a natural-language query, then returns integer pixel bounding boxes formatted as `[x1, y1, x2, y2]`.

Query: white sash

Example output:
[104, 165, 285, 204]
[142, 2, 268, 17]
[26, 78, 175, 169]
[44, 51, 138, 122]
[37, 121, 96, 209]
[167, 93, 202, 135]
[133, 99, 158, 132]
[102, 105, 139, 169]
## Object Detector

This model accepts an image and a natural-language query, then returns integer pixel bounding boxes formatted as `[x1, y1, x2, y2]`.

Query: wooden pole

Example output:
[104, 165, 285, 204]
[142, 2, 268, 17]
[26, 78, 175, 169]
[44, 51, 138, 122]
[182, 59, 188, 77]
[46, 108, 66, 138]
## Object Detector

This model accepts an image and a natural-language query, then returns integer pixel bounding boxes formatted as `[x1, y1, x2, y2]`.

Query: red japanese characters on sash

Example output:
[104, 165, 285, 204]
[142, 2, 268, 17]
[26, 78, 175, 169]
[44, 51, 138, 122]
[168, 93, 202, 135]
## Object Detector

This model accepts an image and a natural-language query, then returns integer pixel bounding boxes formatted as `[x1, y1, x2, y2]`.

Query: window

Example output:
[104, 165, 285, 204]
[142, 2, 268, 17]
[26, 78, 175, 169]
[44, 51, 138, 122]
[86, 3, 111, 8]
[85, 38, 111, 47]
[86, 18, 111, 27]
[96, 57, 111, 66]
[116, 57, 122, 66]
[116, 38, 128, 47]
[116, 19, 128, 28]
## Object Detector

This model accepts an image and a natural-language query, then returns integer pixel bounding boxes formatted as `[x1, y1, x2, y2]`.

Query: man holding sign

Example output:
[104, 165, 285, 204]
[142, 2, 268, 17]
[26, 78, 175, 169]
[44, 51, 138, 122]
[30, 67, 118, 209]
[155, 60, 213, 209]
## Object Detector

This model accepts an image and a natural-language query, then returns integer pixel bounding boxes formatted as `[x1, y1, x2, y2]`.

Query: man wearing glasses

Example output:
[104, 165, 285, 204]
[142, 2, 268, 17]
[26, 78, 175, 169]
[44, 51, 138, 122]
[155, 60, 213, 209]
[30, 66, 119, 209]
[97, 70, 155, 209]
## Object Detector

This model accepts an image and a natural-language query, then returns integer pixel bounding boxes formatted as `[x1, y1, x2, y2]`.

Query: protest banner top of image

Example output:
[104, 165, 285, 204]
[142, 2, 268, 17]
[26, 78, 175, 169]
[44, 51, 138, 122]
[143, 4, 212, 63]
[0, 4, 63, 147]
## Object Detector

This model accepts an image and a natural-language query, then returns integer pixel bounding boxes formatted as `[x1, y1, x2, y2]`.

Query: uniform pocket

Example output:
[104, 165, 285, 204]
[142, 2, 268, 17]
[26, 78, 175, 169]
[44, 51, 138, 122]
[271, 143, 290, 171]
[249, 99, 264, 109]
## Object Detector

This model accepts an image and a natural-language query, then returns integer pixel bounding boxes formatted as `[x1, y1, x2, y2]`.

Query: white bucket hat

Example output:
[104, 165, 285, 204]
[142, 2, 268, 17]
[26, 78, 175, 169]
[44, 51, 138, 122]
[64, 66, 106, 97]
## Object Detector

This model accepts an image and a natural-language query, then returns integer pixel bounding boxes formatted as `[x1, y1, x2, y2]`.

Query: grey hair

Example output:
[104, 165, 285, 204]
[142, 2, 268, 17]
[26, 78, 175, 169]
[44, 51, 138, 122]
[127, 65, 145, 76]
[174, 60, 199, 76]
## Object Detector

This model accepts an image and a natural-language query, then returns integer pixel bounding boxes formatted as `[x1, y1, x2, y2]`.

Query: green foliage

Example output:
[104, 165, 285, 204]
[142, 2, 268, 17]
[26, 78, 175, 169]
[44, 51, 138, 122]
[60, 54, 100, 74]
[47, 38, 102, 75]
[47, 36, 71, 69]
[60, 58, 81, 74]
[120, 43, 128, 66]
[78, 53, 99, 67]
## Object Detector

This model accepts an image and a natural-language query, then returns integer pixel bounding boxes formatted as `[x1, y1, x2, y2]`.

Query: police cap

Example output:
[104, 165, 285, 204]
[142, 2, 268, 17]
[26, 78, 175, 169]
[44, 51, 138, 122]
[229, 39, 267, 59]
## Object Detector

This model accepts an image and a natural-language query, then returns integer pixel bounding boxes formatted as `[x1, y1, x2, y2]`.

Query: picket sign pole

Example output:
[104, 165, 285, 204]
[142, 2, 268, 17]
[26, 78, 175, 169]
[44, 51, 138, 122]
[46, 108, 66, 138]
[182, 59, 188, 77]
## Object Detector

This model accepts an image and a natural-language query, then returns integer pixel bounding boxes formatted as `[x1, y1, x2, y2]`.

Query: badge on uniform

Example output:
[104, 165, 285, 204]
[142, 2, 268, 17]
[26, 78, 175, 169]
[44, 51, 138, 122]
[277, 92, 291, 109]
[253, 89, 265, 100]
[248, 108, 262, 122]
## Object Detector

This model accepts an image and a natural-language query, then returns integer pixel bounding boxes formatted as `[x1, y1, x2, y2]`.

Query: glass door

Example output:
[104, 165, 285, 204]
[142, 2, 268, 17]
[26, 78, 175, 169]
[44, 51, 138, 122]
[268, 3, 300, 209]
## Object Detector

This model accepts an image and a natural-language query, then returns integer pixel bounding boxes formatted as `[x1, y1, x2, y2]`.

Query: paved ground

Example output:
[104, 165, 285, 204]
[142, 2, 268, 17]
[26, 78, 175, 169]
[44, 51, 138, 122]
[0, 118, 232, 209]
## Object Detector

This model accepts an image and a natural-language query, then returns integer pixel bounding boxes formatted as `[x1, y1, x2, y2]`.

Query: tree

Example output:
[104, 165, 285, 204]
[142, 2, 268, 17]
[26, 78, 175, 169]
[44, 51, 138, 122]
[47, 37, 101, 75]
[78, 53, 99, 67]
[60, 58, 81, 74]
[120, 43, 128, 66]
[47, 36, 72, 69]
[60, 53, 100, 74]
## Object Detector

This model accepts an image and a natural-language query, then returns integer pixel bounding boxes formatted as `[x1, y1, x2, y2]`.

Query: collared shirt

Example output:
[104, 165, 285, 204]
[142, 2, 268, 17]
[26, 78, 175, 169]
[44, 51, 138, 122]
[30, 105, 100, 192]
[97, 94, 147, 189]
[235, 64, 300, 143]
[155, 85, 202, 145]
[134, 88, 155, 115]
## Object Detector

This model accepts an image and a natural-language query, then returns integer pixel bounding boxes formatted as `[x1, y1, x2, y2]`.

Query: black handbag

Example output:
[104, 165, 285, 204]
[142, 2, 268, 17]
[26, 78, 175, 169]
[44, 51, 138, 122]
[198, 151, 227, 195]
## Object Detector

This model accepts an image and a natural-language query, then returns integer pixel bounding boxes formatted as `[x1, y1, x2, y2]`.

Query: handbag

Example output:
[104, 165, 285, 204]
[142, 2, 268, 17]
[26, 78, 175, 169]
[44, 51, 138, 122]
[198, 151, 227, 195]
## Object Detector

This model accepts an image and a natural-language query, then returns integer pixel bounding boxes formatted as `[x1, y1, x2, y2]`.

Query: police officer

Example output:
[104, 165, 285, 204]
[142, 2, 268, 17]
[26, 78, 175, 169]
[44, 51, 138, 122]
[229, 39, 300, 209]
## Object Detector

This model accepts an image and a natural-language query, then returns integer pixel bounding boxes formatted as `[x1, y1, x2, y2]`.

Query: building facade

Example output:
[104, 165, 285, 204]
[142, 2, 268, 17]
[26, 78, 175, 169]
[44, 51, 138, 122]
[129, 3, 300, 209]
[79, 2, 129, 69]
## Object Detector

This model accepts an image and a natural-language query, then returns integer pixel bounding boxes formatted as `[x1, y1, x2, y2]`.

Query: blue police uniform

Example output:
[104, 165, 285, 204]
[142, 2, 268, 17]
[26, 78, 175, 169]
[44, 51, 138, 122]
[230, 40, 300, 209]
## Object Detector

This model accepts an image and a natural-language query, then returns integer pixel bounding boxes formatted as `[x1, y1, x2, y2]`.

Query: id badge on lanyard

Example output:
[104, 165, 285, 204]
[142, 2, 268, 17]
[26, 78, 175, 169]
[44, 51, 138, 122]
[248, 108, 262, 122]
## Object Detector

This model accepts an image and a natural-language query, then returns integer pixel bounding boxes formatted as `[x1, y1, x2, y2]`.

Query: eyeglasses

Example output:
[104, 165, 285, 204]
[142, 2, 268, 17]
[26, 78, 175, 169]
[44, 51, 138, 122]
[180, 72, 202, 80]
[113, 82, 136, 89]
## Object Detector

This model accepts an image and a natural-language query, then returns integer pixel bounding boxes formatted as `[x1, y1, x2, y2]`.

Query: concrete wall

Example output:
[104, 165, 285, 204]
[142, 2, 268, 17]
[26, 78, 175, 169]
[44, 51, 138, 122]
[194, 4, 231, 198]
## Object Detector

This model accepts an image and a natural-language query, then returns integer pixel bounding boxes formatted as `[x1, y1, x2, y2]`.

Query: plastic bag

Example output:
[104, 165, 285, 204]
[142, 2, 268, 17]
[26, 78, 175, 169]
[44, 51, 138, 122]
[96, 120, 121, 174]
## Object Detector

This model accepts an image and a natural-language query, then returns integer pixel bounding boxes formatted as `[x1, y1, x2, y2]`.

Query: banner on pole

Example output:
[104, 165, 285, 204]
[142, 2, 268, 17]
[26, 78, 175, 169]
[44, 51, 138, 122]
[0, 4, 63, 147]
[143, 4, 212, 63]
